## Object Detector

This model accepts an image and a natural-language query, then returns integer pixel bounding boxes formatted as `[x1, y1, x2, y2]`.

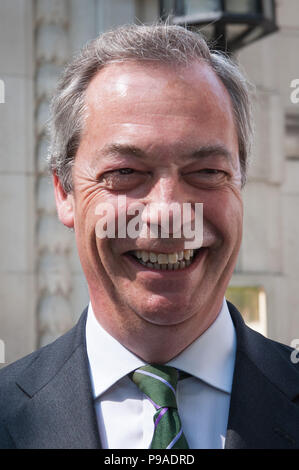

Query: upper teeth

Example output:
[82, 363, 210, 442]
[133, 249, 195, 264]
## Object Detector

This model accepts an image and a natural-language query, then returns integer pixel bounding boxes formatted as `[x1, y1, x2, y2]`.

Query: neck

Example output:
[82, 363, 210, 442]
[90, 295, 223, 363]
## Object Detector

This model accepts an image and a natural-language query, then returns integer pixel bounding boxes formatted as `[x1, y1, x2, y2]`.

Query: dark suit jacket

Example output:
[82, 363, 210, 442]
[0, 302, 298, 449]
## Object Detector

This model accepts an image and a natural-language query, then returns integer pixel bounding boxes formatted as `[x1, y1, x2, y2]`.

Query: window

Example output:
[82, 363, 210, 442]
[226, 286, 267, 335]
[285, 114, 299, 161]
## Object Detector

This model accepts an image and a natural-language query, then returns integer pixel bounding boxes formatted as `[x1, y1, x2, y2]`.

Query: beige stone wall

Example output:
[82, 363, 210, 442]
[0, 0, 36, 365]
[35, 0, 76, 348]
[233, 0, 299, 344]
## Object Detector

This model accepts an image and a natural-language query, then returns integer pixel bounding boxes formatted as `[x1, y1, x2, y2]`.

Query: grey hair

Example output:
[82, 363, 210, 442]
[48, 23, 253, 192]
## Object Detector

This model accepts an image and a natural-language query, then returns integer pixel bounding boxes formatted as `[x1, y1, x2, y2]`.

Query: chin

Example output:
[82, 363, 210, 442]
[131, 293, 193, 326]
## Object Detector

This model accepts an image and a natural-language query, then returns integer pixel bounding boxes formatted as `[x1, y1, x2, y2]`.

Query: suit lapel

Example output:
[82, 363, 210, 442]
[225, 302, 299, 449]
[6, 310, 101, 449]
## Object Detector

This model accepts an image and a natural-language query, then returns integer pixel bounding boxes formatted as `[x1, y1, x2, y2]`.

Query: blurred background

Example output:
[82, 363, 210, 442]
[0, 0, 298, 365]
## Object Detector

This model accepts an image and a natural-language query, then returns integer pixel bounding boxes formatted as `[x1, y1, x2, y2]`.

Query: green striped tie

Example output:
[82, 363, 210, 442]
[131, 364, 189, 449]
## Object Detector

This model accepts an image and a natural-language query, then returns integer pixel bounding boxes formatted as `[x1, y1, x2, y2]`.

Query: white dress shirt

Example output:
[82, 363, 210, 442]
[86, 298, 236, 449]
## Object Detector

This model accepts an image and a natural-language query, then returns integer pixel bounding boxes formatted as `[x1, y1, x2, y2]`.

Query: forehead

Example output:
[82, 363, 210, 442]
[84, 59, 234, 118]
[80, 60, 238, 165]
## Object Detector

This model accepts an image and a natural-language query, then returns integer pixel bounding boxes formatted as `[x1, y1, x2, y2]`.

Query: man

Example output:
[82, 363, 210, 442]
[0, 24, 298, 449]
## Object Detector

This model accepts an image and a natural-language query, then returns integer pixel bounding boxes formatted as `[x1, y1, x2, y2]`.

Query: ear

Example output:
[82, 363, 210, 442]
[52, 173, 74, 228]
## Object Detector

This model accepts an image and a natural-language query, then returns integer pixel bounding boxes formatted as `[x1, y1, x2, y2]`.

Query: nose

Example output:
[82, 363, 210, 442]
[141, 174, 193, 238]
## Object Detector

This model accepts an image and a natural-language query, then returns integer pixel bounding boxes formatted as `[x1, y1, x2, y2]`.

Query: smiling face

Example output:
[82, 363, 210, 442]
[54, 60, 243, 361]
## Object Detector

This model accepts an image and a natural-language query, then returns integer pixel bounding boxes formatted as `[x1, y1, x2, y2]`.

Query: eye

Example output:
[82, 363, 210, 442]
[195, 169, 228, 178]
[98, 168, 149, 191]
[183, 168, 228, 188]
[198, 169, 225, 175]
[117, 168, 135, 175]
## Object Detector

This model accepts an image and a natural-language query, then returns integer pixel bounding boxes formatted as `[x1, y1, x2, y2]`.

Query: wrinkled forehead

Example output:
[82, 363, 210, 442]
[77, 60, 239, 172]
[84, 59, 235, 119]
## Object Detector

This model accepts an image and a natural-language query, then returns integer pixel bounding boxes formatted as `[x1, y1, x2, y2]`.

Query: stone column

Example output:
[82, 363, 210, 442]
[35, 0, 74, 347]
[0, 0, 36, 364]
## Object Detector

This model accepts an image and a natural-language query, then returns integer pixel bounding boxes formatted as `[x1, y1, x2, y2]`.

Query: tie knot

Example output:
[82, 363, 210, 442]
[131, 364, 178, 409]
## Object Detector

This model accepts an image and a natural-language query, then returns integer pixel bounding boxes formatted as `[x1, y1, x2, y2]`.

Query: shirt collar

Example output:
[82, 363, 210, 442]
[86, 298, 236, 398]
[86, 305, 146, 398]
[167, 299, 236, 393]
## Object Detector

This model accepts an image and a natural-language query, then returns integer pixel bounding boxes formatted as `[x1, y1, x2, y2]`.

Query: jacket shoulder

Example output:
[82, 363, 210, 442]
[0, 348, 41, 447]
[228, 301, 299, 398]
[0, 310, 87, 420]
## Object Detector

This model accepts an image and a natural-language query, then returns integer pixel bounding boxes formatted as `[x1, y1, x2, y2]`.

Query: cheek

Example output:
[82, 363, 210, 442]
[204, 190, 243, 243]
[93, 195, 136, 254]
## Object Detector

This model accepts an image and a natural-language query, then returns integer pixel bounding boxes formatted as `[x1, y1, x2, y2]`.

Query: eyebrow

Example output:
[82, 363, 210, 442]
[94, 143, 147, 162]
[190, 145, 233, 163]
[94, 143, 233, 163]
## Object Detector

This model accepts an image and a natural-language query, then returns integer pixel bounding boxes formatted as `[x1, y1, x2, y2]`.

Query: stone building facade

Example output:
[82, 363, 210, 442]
[0, 0, 298, 365]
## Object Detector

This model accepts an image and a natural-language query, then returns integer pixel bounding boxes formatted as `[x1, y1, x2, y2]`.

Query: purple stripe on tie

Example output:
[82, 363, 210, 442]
[166, 428, 183, 449]
[154, 407, 168, 427]
[147, 396, 160, 410]
[135, 369, 176, 395]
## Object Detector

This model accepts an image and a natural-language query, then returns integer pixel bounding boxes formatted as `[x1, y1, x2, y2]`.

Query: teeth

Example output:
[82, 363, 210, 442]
[168, 252, 178, 264]
[157, 253, 168, 264]
[135, 250, 196, 264]
[149, 252, 157, 263]
[131, 248, 199, 270]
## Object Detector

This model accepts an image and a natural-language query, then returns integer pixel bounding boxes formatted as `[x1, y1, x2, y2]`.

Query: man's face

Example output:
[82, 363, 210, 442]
[55, 60, 243, 354]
